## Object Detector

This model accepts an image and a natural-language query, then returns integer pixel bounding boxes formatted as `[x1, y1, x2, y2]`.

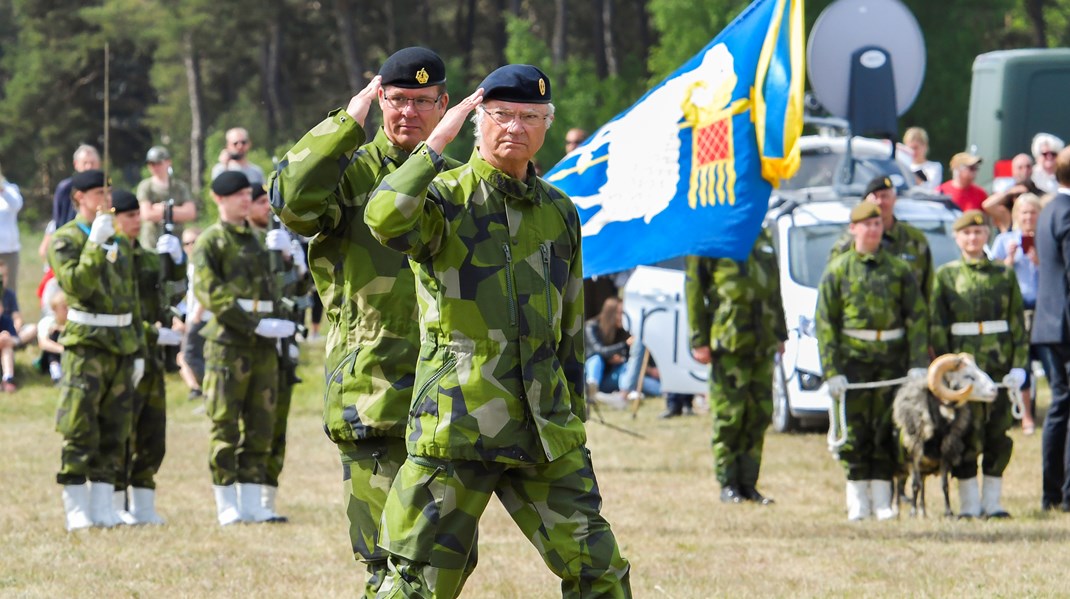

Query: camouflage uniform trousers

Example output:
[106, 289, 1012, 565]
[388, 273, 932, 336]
[376, 445, 631, 599]
[204, 340, 278, 485]
[832, 360, 901, 481]
[709, 351, 775, 487]
[265, 360, 296, 488]
[121, 349, 167, 489]
[55, 345, 136, 486]
[952, 389, 1014, 479]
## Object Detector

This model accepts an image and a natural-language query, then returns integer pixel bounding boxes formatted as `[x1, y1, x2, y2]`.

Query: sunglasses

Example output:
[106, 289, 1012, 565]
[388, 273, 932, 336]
[1042, 151, 1057, 158]
[230, 139, 250, 146]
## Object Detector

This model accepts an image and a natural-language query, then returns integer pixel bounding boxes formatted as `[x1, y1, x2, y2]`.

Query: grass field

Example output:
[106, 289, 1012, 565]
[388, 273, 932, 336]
[4, 232, 1069, 597]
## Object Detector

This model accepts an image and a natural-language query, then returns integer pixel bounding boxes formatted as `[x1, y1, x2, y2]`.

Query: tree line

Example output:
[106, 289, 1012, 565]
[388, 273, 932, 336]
[0, 0, 1058, 223]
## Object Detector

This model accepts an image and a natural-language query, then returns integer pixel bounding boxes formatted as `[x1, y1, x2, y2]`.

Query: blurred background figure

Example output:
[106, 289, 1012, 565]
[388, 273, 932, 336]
[137, 145, 197, 247]
[903, 127, 941, 191]
[212, 127, 265, 184]
[0, 162, 23, 298]
[983, 154, 1042, 232]
[1031, 132, 1064, 194]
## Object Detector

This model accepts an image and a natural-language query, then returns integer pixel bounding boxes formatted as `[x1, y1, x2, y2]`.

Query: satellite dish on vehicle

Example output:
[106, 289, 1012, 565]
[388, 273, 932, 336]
[807, 0, 926, 138]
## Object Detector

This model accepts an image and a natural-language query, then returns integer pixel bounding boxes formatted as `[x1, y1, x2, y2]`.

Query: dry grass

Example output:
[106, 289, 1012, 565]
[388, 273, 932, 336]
[5, 236, 1070, 597]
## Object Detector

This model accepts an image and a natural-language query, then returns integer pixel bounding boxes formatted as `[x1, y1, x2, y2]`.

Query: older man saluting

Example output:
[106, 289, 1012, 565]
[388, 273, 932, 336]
[366, 65, 631, 598]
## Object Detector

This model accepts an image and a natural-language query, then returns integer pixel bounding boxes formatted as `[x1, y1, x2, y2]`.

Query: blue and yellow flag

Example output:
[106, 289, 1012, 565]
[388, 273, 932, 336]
[546, 0, 803, 277]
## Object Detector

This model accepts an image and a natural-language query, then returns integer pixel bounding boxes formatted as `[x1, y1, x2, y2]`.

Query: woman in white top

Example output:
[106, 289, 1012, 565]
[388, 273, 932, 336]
[1030, 132, 1064, 194]
[903, 127, 941, 191]
[0, 164, 23, 296]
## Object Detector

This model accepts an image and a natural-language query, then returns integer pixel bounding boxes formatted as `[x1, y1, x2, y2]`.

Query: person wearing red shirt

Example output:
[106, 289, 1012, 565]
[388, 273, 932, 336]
[938, 152, 988, 212]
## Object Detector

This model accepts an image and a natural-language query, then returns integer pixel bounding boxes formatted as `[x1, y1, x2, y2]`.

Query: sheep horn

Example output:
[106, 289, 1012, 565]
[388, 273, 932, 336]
[927, 354, 970, 403]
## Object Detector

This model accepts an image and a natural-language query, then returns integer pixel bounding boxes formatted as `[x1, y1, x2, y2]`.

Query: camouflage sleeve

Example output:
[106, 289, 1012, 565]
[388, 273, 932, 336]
[815, 265, 843, 379]
[919, 241, 934, 298]
[928, 266, 952, 357]
[365, 141, 450, 261]
[192, 236, 261, 334]
[768, 243, 788, 343]
[271, 109, 368, 237]
[903, 267, 929, 369]
[827, 229, 852, 263]
[48, 230, 107, 299]
[1006, 268, 1029, 369]
[560, 204, 587, 421]
[684, 255, 711, 349]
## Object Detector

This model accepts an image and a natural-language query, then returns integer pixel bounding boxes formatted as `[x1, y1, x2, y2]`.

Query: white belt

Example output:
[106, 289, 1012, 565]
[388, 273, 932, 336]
[843, 328, 905, 342]
[68, 308, 133, 327]
[950, 320, 1009, 336]
[237, 299, 273, 313]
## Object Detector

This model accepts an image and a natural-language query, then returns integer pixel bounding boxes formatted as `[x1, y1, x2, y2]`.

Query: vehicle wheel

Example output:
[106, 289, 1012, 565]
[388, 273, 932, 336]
[772, 360, 798, 433]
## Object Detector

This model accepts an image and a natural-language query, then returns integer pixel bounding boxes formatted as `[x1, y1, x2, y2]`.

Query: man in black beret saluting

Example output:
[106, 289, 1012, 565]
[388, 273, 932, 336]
[366, 64, 632, 598]
[271, 47, 478, 596]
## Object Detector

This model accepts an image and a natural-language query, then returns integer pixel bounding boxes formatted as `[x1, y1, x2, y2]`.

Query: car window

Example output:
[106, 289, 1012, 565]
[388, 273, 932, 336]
[780, 146, 911, 191]
[787, 218, 957, 288]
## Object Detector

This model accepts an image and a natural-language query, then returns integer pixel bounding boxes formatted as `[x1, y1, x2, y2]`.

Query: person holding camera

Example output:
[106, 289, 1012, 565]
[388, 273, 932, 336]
[212, 128, 265, 185]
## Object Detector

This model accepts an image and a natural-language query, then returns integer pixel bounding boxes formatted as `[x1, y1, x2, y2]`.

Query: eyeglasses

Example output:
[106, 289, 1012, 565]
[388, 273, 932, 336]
[383, 95, 442, 112]
[230, 139, 249, 146]
[481, 106, 550, 127]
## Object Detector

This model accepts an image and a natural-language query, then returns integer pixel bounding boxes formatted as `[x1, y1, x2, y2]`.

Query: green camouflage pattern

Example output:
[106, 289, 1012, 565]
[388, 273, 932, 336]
[828, 360, 901, 480]
[204, 340, 278, 485]
[829, 219, 933, 296]
[192, 221, 278, 348]
[708, 349, 776, 487]
[365, 144, 587, 464]
[816, 248, 929, 379]
[136, 177, 194, 247]
[272, 116, 460, 442]
[48, 216, 144, 355]
[931, 256, 1026, 480]
[930, 258, 1028, 377]
[123, 351, 166, 489]
[685, 227, 787, 353]
[55, 345, 136, 485]
[377, 447, 631, 598]
[266, 367, 293, 488]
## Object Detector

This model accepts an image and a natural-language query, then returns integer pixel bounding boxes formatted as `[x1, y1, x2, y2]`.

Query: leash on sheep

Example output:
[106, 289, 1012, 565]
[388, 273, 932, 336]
[826, 377, 909, 453]
[997, 382, 1026, 421]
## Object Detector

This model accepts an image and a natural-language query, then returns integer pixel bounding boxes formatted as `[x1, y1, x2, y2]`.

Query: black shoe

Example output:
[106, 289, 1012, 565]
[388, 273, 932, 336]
[188, 388, 204, 401]
[681, 406, 694, 416]
[1061, 501, 1070, 513]
[740, 485, 775, 506]
[658, 409, 682, 419]
[983, 510, 1012, 519]
[720, 485, 745, 504]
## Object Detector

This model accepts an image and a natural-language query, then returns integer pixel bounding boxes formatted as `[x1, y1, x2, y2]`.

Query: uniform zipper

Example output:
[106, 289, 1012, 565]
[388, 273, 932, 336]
[540, 243, 554, 323]
[503, 243, 517, 326]
[412, 354, 457, 409]
[323, 347, 360, 412]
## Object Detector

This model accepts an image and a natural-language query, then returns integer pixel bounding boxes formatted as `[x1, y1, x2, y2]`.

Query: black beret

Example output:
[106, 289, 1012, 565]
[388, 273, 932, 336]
[953, 209, 987, 232]
[850, 202, 881, 224]
[71, 169, 108, 193]
[379, 47, 446, 89]
[211, 171, 251, 197]
[250, 182, 267, 200]
[111, 189, 139, 214]
[863, 175, 894, 198]
[479, 64, 552, 104]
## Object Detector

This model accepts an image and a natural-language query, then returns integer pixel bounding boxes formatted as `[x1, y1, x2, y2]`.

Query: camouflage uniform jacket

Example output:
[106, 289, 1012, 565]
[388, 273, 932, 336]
[365, 144, 587, 464]
[816, 247, 928, 379]
[271, 113, 460, 442]
[685, 227, 787, 354]
[192, 220, 278, 348]
[830, 218, 933, 295]
[930, 257, 1027, 378]
[131, 241, 185, 347]
[48, 216, 144, 355]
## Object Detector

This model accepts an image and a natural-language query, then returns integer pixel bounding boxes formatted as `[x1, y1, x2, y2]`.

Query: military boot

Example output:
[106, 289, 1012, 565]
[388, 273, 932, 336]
[89, 481, 123, 527]
[237, 483, 280, 523]
[740, 485, 775, 506]
[261, 485, 289, 523]
[981, 476, 1011, 519]
[212, 485, 243, 526]
[871, 480, 895, 520]
[62, 484, 93, 531]
[958, 477, 982, 519]
[846, 480, 871, 521]
[114, 489, 138, 525]
[129, 487, 166, 525]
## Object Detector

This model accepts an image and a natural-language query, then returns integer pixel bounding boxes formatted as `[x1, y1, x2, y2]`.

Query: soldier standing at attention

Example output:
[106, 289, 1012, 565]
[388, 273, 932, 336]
[829, 176, 933, 296]
[248, 183, 310, 521]
[136, 146, 196, 247]
[48, 170, 146, 530]
[194, 171, 294, 525]
[817, 202, 928, 521]
[271, 47, 473, 596]
[366, 64, 631, 598]
[930, 210, 1028, 518]
[109, 189, 186, 525]
[686, 227, 787, 505]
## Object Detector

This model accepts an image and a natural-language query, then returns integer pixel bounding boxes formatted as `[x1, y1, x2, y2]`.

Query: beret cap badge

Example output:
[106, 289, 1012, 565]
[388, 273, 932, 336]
[415, 68, 429, 85]
[538, 78, 546, 96]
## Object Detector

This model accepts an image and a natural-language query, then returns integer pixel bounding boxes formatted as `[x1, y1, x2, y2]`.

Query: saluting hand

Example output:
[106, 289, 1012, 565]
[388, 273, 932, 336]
[346, 75, 382, 126]
[426, 88, 484, 155]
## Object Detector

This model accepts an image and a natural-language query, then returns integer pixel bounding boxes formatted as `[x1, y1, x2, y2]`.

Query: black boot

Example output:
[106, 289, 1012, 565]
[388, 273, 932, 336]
[720, 485, 745, 504]
[740, 485, 775, 506]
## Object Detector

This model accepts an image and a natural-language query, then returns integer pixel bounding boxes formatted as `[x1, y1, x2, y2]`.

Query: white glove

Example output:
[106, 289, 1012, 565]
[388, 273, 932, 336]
[88, 212, 115, 244]
[288, 343, 300, 361]
[907, 367, 928, 382]
[132, 358, 145, 387]
[156, 234, 183, 263]
[826, 375, 848, 398]
[265, 229, 292, 256]
[290, 239, 308, 277]
[255, 318, 296, 339]
[1003, 368, 1027, 389]
[156, 327, 182, 346]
